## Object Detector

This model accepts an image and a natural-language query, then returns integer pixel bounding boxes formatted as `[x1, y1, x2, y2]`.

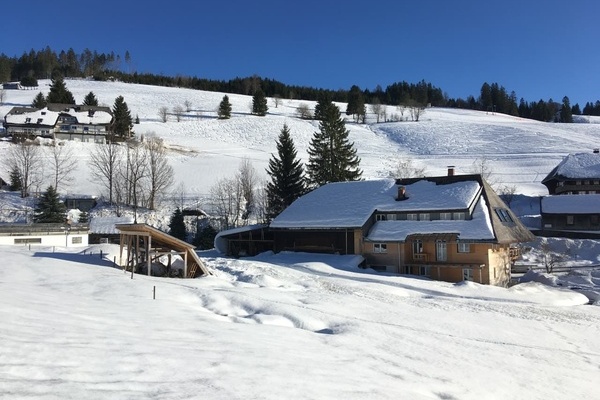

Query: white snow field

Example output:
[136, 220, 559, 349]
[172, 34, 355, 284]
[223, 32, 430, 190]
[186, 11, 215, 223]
[1, 79, 600, 399]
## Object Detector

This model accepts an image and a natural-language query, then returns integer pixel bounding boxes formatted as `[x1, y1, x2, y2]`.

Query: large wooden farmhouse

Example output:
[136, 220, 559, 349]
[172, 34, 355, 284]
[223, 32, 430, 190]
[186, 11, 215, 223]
[3, 103, 113, 143]
[540, 150, 600, 237]
[218, 171, 535, 287]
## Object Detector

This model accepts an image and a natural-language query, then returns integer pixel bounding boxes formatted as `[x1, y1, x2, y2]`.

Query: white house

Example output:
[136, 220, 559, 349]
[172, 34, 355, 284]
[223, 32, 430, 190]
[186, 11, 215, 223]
[0, 223, 89, 247]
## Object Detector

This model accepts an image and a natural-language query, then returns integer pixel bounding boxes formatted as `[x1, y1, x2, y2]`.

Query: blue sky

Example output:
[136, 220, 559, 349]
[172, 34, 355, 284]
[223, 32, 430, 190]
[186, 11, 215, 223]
[2, 0, 599, 106]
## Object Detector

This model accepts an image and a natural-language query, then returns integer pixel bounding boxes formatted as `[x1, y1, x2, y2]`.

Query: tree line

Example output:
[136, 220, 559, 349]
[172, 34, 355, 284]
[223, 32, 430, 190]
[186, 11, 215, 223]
[2, 47, 597, 126]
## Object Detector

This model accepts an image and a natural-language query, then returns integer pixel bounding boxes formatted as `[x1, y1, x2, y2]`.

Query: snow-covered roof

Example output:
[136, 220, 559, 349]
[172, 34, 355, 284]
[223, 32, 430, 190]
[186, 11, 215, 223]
[270, 178, 481, 229]
[548, 152, 600, 179]
[367, 197, 495, 241]
[214, 224, 268, 253]
[89, 216, 135, 235]
[542, 194, 600, 214]
[5, 106, 112, 125]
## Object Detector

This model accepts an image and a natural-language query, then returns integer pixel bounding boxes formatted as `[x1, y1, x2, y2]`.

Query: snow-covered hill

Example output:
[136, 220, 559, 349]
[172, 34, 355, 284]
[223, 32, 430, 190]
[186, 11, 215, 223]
[2, 78, 600, 200]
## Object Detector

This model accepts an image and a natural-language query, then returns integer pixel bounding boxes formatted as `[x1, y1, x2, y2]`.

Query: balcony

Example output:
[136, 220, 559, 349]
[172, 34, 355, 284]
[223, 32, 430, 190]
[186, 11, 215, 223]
[412, 252, 429, 263]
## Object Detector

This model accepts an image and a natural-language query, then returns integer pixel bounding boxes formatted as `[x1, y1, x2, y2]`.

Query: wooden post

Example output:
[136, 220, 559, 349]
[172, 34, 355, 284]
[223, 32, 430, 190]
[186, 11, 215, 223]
[184, 250, 188, 278]
[153, 286, 156, 300]
[147, 235, 152, 276]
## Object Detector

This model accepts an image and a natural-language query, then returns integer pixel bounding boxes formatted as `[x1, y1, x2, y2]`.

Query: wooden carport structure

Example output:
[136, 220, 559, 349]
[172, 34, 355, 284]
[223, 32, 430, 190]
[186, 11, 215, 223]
[116, 223, 211, 278]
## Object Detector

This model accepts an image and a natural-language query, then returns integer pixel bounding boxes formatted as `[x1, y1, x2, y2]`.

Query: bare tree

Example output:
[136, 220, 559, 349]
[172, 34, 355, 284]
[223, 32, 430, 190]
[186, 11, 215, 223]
[158, 106, 169, 123]
[470, 156, 500, 188]
[412, 106, 425, 122]
[539, 239, 569, 273]
[121, 142, 148, 222]
[172, 181, 187, 210]
[273, 94, 282, 108]
[498, 184, 517, 208]
[0, 88, 5, 105]
[210, 176, 243, 229]
[237, 158, 258, 224]
[296, 103, 313, 120]
[173, 105, 184, 122]
[144, 136, 174, 210]
[89, 142, 122, 204]
[396, 105, 406, 121]
[4, 142, 43, 198]
[184, 100, 192, 112]
[370, 98, 384, 123]
[47, 142, 77, 193]
[389, 158, 427, 179]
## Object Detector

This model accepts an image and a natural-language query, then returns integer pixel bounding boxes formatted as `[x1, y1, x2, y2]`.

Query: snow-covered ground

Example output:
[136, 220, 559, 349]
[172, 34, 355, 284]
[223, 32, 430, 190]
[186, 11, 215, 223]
[0, 244, 598, 400]
[1, 79, 600, 399]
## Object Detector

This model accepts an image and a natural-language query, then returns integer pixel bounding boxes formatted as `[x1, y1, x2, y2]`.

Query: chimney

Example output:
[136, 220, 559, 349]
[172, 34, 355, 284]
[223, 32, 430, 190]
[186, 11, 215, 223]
[594, 148, 599, 154]
[447, 166, 455, 176]
[396, 185, 407, 201]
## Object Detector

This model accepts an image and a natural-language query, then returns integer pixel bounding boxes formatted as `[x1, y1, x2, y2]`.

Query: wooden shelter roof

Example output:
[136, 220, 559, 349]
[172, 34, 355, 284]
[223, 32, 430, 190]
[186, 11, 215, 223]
[116, 223, 211, 277]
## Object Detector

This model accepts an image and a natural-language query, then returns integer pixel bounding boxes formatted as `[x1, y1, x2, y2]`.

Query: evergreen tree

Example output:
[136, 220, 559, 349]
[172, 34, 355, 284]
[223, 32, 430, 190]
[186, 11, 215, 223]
[111, 95, 133, 138]
[265, 123, 306, 220]
[46, 76, 75, 104]
[314, 92, 334, 121]
[134, 114, 140, 124]
[306, 102, 362, 188]
[193, 223, 218, 249]
[169, 207, 187, 241]
[9, 166, 22, 192]
[20, 76, 38, 87]
[218, 95, 232, 119]
[560, 96, 573, 123]
[252, 88, 268, 116]
[78, 211, 89, 223]
[33, 185, 66, 223]
[32, 92, 47, 108]
[346, 85, 365, 122]
[83, 91, 99, 106]
[571, 103, 581, 116]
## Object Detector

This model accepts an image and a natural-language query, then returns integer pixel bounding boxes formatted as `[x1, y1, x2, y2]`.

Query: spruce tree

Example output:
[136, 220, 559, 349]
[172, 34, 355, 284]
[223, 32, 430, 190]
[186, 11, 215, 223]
[314, 92, 333, 121]
[111, 95, 133, 138]
[560, 96, 573, 123]
[218, 95, 232, 119]
[346, 85, 365, 122]
[78, 211, 89, 223]
[46, 76, 75, 104]
[9, 166, 22, 192]
[169, 207, 187, 241]
[252, 88, 268, 116]
[32, 92, 47, 108]
[266, 124, 306, 220]
[306, 102, 362, 188]
[83, 91, 99, 106]
[34, 186, 66, 223]
[193, 223, 218, 249]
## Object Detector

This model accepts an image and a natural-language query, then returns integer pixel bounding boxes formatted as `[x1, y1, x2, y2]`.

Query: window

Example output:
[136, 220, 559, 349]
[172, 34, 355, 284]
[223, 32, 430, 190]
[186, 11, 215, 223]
[373, 243, 387, 253]
[457, 243, 470, 253]
[407, 213, 418, 221]
[37, 118, 43, 124]
[419, 266, 431, 277]
[576, 181, 582, 185]
[463, 268, 474, 281]
[436, 240, 447, 261]
[25, 117, 31, 123]
[14, 238, 42, 244]
[71, 236, 82, 244]
[440, 212, 452, 220]
[495, 208, 514, 223]
[453, 212, 465, 220]
[592, 215, 599, 226]
[566, 215, 574, 225]
[412, 239, 423, 255]
[419, 213, 430, 221]
[376, 214, 387, 221]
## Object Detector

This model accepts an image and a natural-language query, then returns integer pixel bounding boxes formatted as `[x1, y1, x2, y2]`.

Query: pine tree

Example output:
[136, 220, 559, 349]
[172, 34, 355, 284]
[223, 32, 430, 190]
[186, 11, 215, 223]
[218, 95, 232, 119]
[560, 96, 573, 123]
[314, 92, 334, 121]
[9, 166, 22, 192]
[33, 186, 66, 223]
[169, 207, 187, 241]
[78, 211, 89, 223]
[306, 102, 362, 188]
[83, 91, 99, 106]
[32, 92, 47, 108]
[266, 124, 306, 220]
[252, 88, 268, 116]
[346, 85, 365, 122]
[111, 95, 133, 138]
[193, 223, 218, 249]
[46, 76, 75, 104]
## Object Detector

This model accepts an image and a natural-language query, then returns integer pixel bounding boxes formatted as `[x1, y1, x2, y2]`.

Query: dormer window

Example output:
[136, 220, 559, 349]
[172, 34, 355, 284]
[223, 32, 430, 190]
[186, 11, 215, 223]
[37, 118, 43, 124]
[495, 208, 514, 223]
[25, 117, 31, 123]
[41, 111, 46, 115]
[376, 214, 387, 221]
[88, 110, 95, 117]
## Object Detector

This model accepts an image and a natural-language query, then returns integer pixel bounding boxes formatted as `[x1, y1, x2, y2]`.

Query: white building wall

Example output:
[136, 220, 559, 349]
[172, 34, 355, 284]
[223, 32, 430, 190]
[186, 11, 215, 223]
[0, 233, 89, 247]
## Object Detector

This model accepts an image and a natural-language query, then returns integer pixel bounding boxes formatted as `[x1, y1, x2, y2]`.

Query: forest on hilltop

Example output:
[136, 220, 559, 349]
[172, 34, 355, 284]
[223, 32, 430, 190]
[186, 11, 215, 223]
[2, 47, 600, 122]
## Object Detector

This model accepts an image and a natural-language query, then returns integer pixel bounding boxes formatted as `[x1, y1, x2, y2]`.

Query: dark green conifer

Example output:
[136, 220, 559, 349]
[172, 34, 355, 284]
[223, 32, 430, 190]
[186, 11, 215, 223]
[83, 91, 99, 106]
[32, 92, 47, 108]
[34, 186, 66, 223]
[46, 76, 75, 104]
[169, 207, 187, 241]
[266, 124, 306, 220]
[111, 95, 133, 138]
[306, 102, 362, 188]
[218, 95, 232, 119]
[252, 88, 268, 116]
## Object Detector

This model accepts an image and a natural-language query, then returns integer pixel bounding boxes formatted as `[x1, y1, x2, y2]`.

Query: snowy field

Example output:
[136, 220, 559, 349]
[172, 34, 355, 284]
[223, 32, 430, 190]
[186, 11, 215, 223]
[1, 79, 600, 399]
[0, 244, 599, 400]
